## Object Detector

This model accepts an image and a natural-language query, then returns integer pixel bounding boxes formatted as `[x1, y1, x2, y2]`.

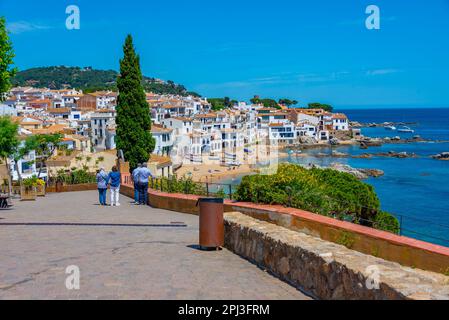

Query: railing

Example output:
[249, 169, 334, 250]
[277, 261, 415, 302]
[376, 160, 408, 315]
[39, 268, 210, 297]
[149, 177, 236, 200]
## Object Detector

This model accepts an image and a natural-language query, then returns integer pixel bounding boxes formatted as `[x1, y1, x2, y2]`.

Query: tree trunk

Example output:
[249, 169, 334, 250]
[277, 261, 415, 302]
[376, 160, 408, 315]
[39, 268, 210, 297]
[14, 160, 22, 185]
[4, 157, 12, 196]
[37, 159, 45, 179]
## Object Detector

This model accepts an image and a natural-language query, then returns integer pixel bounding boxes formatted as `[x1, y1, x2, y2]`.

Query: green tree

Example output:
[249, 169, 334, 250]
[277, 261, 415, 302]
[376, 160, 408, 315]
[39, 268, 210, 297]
[279, 99, 298, 107]
[12, 135, 38, 184]
[208, 98, 226, 111]
[116, 35, 155, 170]
[208, 97, 235, 111]
[261, 98, 280, 109]
[308, 102, 333, 112]
[223, 97, 231, 107]
[250, 97, 261, 105]
[250, 96, 280, 109]
[0, 17, 17, 101]
[0, 116, 19, 195]
[27, 134, 62, 178]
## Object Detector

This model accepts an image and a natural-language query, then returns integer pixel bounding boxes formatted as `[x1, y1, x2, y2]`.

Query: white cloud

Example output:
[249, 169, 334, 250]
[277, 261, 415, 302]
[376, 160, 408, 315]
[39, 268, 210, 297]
[366, 69, 402, 76]
[6, 21, 51, 34]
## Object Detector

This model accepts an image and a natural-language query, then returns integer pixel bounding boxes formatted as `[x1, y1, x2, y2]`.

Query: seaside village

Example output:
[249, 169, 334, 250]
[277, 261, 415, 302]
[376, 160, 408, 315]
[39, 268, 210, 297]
[0, 86, 359, 184]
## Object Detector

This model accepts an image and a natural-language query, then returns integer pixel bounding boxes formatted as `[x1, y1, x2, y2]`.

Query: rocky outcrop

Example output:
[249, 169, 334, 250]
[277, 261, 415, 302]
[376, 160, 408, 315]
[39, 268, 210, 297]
[432, 152, 449, 160]
[332, 151, 349, 158]
[224, 212, 449, 300]
[330, 163, 384, 179]
[352, 153, 373, 159]
[315, 151, 349, 158]
[352, 151, 417, 159]
[298, 136, 317, 144]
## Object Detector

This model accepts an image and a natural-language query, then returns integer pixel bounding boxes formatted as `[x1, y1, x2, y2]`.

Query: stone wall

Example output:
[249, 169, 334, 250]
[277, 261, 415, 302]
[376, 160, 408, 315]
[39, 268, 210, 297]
[119, 181, 449, 275]
[224, 212, 449, 300]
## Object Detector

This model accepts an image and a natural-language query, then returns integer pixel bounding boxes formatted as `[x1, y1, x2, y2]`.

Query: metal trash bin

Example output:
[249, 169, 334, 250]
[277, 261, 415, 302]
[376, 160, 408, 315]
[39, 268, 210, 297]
[197, 198, 224, 250]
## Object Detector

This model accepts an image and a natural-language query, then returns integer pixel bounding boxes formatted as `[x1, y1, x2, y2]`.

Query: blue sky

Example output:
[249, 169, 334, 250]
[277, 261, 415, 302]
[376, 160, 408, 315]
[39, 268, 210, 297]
[2, 0, 449, 108]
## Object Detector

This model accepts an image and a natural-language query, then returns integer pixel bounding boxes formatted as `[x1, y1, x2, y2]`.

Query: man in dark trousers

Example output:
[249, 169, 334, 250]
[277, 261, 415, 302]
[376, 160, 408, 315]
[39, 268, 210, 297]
[137, 163, 153, 205]
[131, 163, 142, 204]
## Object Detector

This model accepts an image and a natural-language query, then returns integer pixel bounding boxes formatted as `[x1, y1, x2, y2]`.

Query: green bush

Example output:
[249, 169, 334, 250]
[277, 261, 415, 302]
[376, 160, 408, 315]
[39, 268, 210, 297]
[55, 169, 96, 185]
[234, 163, 399, 233]
[373, 211, 400, 234]
[152, 175, 206, 196]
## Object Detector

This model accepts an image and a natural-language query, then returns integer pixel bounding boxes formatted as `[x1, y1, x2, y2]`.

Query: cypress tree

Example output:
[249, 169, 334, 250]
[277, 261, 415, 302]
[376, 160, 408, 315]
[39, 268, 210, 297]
[116, 35, 155, 170]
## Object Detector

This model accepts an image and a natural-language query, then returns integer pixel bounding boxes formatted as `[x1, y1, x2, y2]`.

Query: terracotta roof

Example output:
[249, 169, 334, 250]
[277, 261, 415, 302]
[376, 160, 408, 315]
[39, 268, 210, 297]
[172, 117, 193, 122]
[269, 122, 287, 127]
[151, 125, 172, 133]
[48, 108, 71, 114]
[194, 113, 217, 119]
[332, 113, 348, 120]
[31, 124, 68, 134]
[149, 154, 172, 167]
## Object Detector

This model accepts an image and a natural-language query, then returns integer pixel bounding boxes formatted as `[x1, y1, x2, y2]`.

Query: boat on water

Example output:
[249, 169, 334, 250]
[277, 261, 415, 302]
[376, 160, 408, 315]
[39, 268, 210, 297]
[385, 125, 397, 130]
[397, 126, 415, 133]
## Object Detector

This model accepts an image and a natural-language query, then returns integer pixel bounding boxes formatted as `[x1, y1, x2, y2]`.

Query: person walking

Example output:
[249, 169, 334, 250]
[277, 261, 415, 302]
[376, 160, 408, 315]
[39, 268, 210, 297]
[131, 163, 142, 204]
[96, 167, 109, 206]
[137, 163, 153, 205]
[109, 166, 121, 207]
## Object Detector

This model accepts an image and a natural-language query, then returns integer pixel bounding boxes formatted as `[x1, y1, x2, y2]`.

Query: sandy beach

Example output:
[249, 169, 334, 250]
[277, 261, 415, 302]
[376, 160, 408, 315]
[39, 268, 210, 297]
[174, 146, 289, 182]
[175, 163, 256, 183]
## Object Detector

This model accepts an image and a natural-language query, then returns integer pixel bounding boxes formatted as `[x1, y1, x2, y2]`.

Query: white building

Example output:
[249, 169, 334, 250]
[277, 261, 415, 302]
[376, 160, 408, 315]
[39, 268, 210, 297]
[90, 111, 116, 151]
[151, 125, 174, 156]
[0, 104, 17, 116]
[268, 122, 295, 144]
[332, 114, 349, 131]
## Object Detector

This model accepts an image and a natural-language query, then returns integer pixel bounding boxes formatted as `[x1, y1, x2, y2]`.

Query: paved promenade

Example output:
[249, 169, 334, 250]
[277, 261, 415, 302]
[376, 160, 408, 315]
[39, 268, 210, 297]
[0, 191, 310, 299]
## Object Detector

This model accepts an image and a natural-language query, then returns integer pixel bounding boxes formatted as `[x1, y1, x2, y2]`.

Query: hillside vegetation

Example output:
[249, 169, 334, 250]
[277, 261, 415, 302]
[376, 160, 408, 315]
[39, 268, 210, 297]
[12, 66, 197, 96]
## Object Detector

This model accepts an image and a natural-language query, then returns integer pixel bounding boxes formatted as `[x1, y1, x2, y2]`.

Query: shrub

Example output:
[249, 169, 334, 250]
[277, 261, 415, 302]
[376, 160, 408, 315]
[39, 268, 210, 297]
[54, 169, 96, 185]
[22, 176, 38, 188]
[373, 211, 400, 234]
[151, 175, 206, 196]
[234, 163, 399, 233]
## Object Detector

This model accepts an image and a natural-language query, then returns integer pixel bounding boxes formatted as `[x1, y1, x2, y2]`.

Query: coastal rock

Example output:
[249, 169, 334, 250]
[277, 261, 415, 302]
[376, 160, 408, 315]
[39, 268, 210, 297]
[352, 153, 372, 159]
[299, 136, 317, 145]
[330, 163, 384, 179]
[330, 163, 367, 179]
[359, 168, 384, 178]
[432, 152, 449, 160]
[331, 151, 349, 158]
[360, 138, 383, 147]
[316, 152, 329, 158]
[353, 151, 417, 159]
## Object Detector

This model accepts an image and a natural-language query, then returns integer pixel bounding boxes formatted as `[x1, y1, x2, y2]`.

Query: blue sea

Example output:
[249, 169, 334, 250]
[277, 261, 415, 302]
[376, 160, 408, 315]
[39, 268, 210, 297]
[227, 108, 449, 246]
